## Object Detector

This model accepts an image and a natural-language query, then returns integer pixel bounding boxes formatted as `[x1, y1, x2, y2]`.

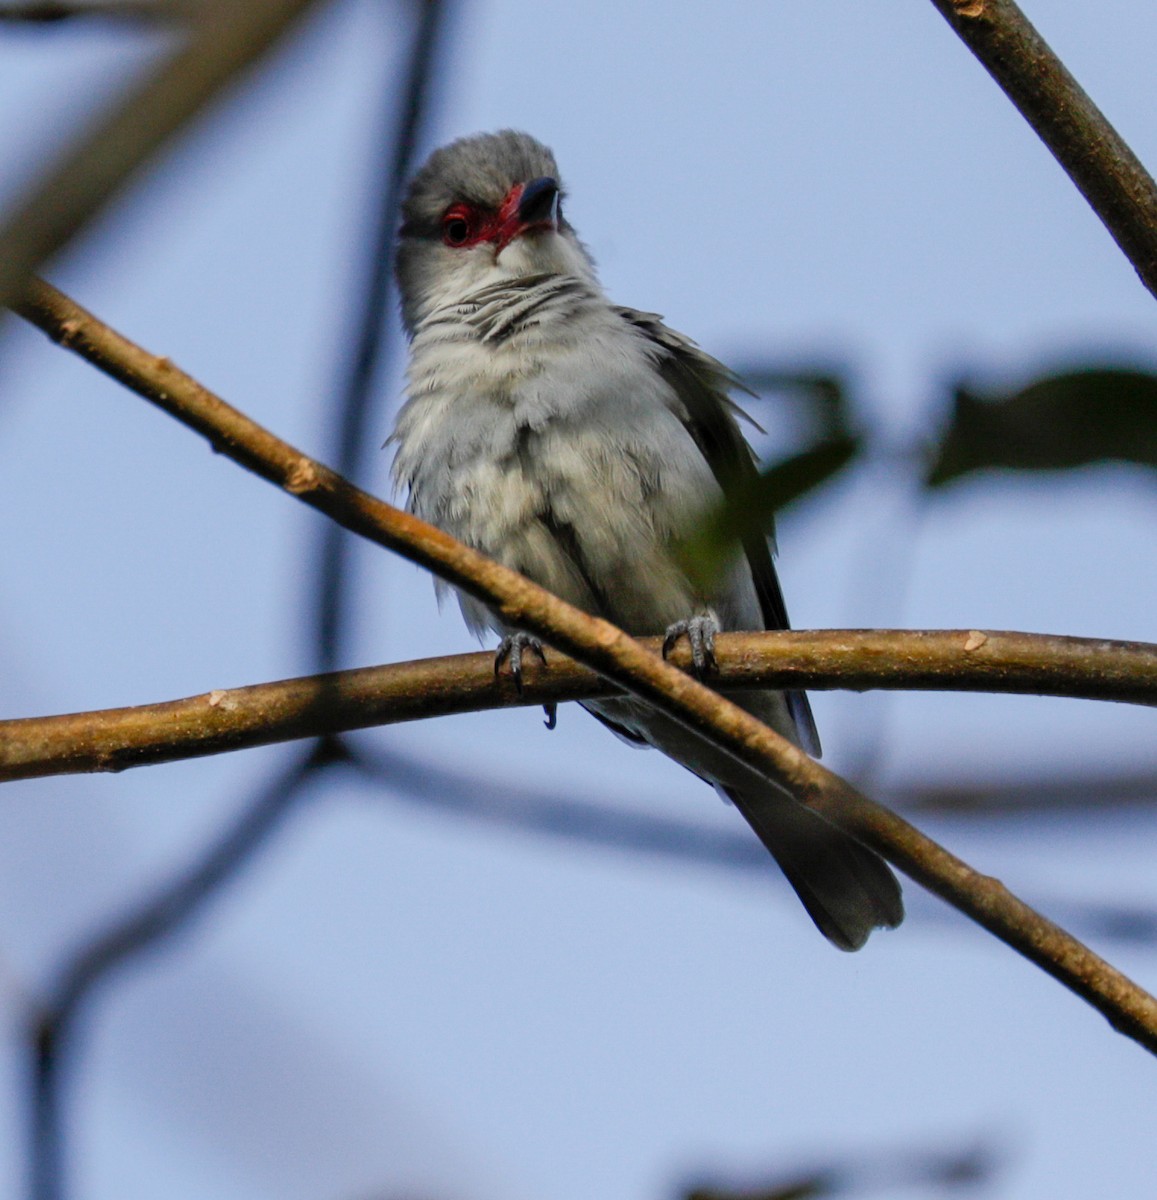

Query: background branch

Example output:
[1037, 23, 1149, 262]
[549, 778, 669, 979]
[10, 10, 456, 1197]
[0, 0, 188, 21]
[1, 628, 1155, 782]
[902, 768, 1157, 815]
[682, 1134, 999, 1200]
[352, 747, 1157, 951]
[30, 745, 331, 1200]
[929, 0, 1157, 298]
[312, 0, 451, 671]
[0, 0, 319, 312]
[14, 277, 1157, 1057]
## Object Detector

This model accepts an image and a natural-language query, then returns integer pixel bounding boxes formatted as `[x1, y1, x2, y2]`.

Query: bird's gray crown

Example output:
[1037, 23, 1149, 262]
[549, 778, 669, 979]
[399, 130, 563, 238]
[395, 130, 591, 335]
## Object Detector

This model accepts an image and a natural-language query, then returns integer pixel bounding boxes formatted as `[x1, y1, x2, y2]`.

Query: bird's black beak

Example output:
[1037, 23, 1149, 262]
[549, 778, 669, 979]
[517, 176, 560, 227]
[492, 176, 561, 252]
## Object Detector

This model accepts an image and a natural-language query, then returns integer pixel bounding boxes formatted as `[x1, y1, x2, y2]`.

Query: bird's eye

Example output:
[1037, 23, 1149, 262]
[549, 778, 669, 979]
[441, 205, 476, 247]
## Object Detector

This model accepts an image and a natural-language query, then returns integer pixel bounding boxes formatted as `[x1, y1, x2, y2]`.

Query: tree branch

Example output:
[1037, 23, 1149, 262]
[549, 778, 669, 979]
[347, 749, 1157, 953]
[31, 744, 327, 1200]
[1, 629, 1154, 782]
[0, 0, 320, 313]
[14, 276, 1157, 1055]
[0, 1, 187, 22]
[901, 767, 1157, 815]
[929, 0, 1157, 299]
[312, 0, 452, 670]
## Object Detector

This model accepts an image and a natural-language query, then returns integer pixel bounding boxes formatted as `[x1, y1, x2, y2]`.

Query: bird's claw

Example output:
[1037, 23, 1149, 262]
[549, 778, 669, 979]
[662, 612, 719, 675]
[494, 632, 547, 694]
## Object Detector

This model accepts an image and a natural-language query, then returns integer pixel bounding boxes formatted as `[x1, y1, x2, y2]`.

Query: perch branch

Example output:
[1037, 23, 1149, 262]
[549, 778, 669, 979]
[13, 276, 1157, 1054]
[1, 629, 1154, 782]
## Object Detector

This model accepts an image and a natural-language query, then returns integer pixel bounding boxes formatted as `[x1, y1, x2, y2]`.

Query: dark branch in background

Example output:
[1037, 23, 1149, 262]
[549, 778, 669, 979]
[14, 4, 456, 1195]
[929, 0, 1157, 300]
[0, 0, 320, 314]
[14, 279, 1157, 1058]
[314, 0, 450, 671]
[0, 0, 189, 22]
[30, 745, 337, 1200]
[683, 1135, 1000, 1200]
[351, 746, 770, 872]
[1, 629, 1155, 782]
[351, 749, 1157, 951]
[5, 1, 324, 1191]
[901, 768, 1157, 816]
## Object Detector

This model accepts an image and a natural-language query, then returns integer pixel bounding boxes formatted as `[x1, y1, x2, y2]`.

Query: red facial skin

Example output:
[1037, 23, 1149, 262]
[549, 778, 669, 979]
[441, 182, 555, 252]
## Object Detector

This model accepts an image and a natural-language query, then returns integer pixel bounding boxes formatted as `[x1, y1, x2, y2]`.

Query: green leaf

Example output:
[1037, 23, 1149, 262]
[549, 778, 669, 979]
[680, 435, 861, 591]
[926, 366, 1157, 488]
[733, 367, 854, 437]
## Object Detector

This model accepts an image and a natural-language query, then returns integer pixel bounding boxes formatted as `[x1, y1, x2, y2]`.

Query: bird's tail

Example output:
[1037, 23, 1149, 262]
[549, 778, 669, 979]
[723, 784, 904, 951]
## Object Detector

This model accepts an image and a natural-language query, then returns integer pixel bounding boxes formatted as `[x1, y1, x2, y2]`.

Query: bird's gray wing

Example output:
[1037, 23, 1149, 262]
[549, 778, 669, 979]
[613, 306, 821, 757]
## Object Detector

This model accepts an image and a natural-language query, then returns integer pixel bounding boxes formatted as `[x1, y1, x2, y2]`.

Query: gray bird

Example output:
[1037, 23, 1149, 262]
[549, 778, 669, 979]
[391, 130, 902, 949]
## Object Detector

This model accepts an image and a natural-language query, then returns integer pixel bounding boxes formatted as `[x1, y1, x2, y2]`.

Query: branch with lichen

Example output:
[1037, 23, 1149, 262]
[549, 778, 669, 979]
[12, 276, 1157, 1057]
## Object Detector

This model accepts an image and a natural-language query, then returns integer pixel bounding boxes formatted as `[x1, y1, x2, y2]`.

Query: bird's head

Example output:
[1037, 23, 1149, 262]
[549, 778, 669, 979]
[395, 130, 596, 334]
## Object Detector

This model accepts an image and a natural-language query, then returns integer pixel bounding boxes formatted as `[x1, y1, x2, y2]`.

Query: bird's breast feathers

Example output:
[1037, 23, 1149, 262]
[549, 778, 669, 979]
[391, 280, 749, 633]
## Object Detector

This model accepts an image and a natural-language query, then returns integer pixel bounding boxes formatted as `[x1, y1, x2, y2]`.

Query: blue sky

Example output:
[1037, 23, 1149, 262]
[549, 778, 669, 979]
[0, 3, 1155, 1198]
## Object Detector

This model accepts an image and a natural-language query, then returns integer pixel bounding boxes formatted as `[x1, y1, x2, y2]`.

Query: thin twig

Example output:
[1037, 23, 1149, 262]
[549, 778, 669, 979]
[1, 629, 1154, 782]
[928, 0, 1157, 298]
[0, 0, 319, 314]
[14, 278, 1157, 1055]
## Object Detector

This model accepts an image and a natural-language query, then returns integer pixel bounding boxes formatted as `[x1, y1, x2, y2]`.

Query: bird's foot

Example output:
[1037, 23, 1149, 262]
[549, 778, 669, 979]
[494, 632, 547, 694]
[662, 611, 720, 675]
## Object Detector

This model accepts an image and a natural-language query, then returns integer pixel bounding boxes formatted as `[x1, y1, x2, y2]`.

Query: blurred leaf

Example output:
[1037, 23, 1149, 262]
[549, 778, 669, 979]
[735, 367, 855, 438]
[927, 366, 1157, 487]
[742, 434, 862, 516]
[926, 1143, 999, 1190]
[680, 434, 861, 591]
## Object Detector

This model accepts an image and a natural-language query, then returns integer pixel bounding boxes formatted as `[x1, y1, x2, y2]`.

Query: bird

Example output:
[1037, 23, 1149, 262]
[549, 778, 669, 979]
[390, 130, 903, 950]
